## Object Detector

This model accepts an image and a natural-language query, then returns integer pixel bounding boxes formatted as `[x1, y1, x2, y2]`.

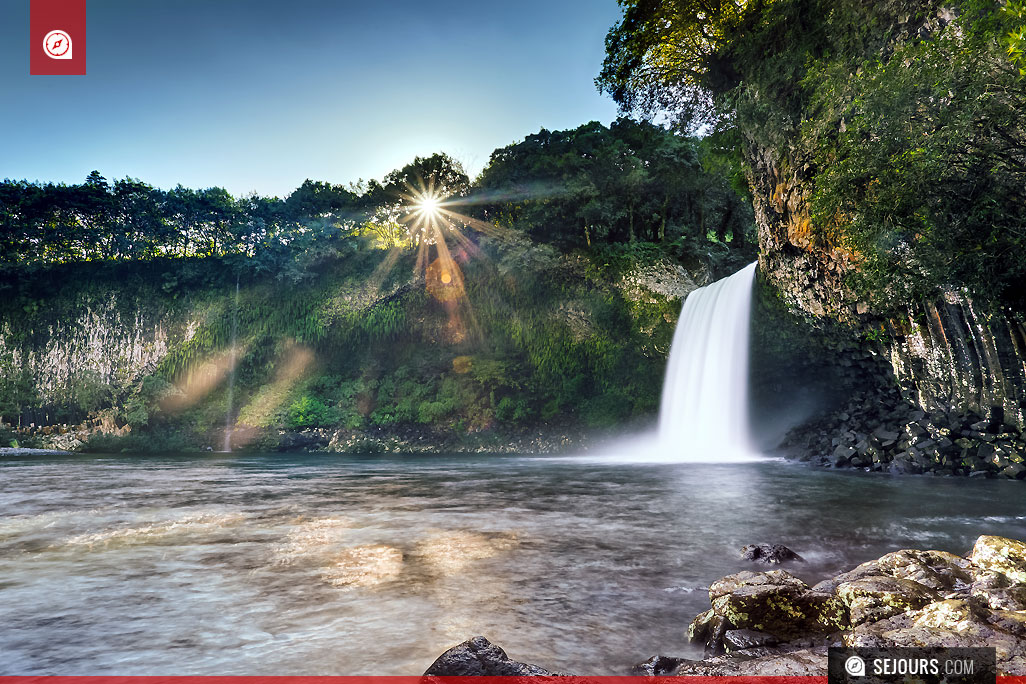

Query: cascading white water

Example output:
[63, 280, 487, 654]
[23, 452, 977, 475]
[657, 261, 758, 461]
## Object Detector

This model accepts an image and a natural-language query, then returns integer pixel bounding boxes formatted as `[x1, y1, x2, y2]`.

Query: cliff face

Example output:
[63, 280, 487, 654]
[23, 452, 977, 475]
[747, 136, 1026, 478]
[886, 297, 1026, 431]
[0, 241, 704, 451]
[1, 295, 196, 414]
[749, 139, 1026, 433]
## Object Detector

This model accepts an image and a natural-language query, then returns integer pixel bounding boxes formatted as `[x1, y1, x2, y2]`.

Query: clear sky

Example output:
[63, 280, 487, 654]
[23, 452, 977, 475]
[0, 0, 623, 197]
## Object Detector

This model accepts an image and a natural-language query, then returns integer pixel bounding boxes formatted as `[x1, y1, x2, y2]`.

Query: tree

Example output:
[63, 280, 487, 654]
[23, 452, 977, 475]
[596, 0, 771, 132]
[381, 152, 470, 201]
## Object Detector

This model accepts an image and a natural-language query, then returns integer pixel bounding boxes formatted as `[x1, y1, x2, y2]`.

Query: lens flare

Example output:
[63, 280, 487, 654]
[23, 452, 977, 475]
[418, 195, 441, 217]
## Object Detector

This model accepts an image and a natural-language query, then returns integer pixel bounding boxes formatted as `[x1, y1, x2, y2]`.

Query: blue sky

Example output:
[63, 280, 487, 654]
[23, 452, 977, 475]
[0, 0, 623, 197]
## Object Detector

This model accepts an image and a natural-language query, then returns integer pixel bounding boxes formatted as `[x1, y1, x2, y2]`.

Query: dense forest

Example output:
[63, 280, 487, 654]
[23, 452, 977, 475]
[598, 0, 1026, 312]
[0, 119, 754, 450]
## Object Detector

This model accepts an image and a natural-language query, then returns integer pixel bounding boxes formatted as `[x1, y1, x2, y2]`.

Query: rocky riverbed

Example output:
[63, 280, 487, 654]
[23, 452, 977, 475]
[425, 535, 1026, 676]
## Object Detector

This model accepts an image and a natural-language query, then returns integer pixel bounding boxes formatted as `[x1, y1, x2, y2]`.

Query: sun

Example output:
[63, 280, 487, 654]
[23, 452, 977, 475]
[416, 194, 442, 218]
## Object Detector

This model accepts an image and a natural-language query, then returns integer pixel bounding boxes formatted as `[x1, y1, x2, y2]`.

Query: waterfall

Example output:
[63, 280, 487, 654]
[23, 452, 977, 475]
[223, 276, 240, 452]
[657, 261, 758, 461]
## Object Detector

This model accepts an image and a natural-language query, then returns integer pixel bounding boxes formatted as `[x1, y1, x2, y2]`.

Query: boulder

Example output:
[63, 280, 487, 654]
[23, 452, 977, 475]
[632, 655, 687, 676]
[836, 575, 938, 625]
[970, 535, 1026, 584]
[723, 628, 779, 652]
[687, 608, 731, 655]
[741, 544, 805, 564]
[709, 570, 848, 639]
[814, 549, 971, 593]
[423, 636, 563, 676]
[670, 647, 829, 676]
[846, 600, 1026, 674]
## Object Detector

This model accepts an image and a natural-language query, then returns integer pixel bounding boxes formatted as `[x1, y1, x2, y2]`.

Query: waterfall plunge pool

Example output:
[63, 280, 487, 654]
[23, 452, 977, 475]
[2, 452, 1025, 675]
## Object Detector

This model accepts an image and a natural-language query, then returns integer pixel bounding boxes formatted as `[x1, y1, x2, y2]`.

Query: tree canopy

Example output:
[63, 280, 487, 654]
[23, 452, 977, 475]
[1, 128, 753, 271]
[474, 118, 752, 249]
[599, 0, 1026, 309]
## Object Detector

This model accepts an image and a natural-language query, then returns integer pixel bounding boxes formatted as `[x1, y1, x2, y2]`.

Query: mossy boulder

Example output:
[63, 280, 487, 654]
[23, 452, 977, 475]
[836, 575, 938, 626]
[709, 570, 808, 599]
[708, 570, 849, 639]
[971, 571, 1026, 611]
[814, 549, 972, 593]
[970, 535, 1026, 585]
[847, 600, 1026, 672]
[669, 648, 828, 676]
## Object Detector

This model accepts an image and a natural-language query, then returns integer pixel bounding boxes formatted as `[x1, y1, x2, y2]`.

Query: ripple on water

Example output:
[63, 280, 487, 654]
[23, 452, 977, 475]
[413, 530, 520, 575]
[319, 544, 404, 589]
[60, 511, 248, 549]
[0, 509, 106, 539]
[2, 455, 1026, 676]
[272, 517, 353, 565]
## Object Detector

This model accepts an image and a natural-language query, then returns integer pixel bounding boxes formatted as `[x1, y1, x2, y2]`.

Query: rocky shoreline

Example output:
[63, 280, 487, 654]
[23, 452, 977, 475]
[0, 447, 74, 456]
[258, 424, 598, 455]
[425, 535, 1026, 676]
[3, 419, 601, 455]
[779, 386, 1026, 480]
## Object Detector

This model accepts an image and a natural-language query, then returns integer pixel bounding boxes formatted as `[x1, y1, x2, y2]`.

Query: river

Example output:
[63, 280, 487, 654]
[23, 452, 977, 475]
[2, 453, 1025, 674]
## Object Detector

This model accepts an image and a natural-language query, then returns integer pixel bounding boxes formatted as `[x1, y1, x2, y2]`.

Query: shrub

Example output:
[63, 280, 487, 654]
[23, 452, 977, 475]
[286, 396, 337, 429]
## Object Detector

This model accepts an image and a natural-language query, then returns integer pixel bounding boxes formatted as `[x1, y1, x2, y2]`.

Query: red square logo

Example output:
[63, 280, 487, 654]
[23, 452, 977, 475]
[30, 0, 87, 75]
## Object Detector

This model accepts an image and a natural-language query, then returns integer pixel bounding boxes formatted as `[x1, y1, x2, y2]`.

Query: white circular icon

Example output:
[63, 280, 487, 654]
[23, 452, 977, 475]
[43, 30, 73, 60]
[845, 655, 867, 677]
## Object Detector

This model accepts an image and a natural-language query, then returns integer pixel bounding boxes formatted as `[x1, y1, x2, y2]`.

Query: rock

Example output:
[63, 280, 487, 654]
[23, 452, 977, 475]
[276, 431, 328, 451]
[740, 544, 805, 564]
[1003, 464, 1026, 480]
[670, 647, 829, 676]
[814, 549, 972, 593]
[971, 569, 1026, 611]
[873, 427, 899, 442]
[709, 571, 848, 639]
[976, 586, 1026, 612]
[423, 636, 564, 676]
[833, 445, 857, 464]
[987, 609, 1026, 637]
[682, 538, 1026, 676]
[632, 655, 686, 676]
[687, 608, 731, 655]
[836, 575, 938, 626]
[970, 535, 1026, 584]
[709, 569, 808, 599]
[723, 628, 779, 652]
[846, 600, 1026, 673]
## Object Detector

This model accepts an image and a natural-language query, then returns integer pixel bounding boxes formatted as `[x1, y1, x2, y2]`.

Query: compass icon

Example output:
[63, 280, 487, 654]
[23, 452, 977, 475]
[43, 30, 73, 59]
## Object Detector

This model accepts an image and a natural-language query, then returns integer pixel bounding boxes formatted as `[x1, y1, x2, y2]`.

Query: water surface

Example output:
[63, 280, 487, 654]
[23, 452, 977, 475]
[2, 453, 1025, 674]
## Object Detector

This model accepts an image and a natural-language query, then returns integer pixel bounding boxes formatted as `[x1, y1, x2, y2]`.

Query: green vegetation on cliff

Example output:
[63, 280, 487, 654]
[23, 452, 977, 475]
[598, 0, 1026, 311]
